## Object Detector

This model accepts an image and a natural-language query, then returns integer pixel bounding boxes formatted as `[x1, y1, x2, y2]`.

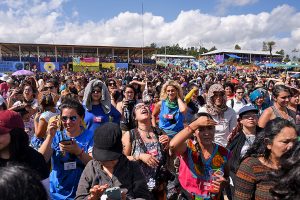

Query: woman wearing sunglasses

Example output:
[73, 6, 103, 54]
[39, 98, 94, 200]
[226, 105, 260, 197]
[83, 79, 121, 134]
[106, 78, 121, 107]
[170, 113, 230, 200]
[122, 102, 170, 199]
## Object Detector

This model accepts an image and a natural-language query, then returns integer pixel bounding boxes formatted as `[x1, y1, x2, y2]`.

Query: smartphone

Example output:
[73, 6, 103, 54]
[104, 187, 121, 200]
[59, 139, 72, 145]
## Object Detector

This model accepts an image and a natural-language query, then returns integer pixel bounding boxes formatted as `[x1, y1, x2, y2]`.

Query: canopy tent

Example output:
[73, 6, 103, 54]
[226, 54, 242, 59]
[265, 63, 299, 68]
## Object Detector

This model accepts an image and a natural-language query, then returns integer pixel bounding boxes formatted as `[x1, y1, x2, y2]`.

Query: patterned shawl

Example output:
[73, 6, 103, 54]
[206, 84, 228, 116]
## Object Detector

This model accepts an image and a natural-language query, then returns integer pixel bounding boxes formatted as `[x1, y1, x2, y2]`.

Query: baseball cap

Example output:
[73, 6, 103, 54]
[238, 105, 258, 118]
[0, 110, 24, 134]
[92, 122, 123, 161]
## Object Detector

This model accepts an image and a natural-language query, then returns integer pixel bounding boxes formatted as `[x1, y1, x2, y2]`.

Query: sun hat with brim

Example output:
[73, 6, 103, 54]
[0, 110, 24, 134]
[6, 78, 14, 84]
[238, 105, 258, 118]
[0, 74, 9, 82]
[92, 122, 123, 162]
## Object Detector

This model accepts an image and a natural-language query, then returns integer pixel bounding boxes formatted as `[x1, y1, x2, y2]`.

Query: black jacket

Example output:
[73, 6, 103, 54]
[75, 155, 151, 200]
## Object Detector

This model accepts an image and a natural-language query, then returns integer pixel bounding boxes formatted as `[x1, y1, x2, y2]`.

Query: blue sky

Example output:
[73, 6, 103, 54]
[63, 0, 300, 22]
[0, 0, 300, 53]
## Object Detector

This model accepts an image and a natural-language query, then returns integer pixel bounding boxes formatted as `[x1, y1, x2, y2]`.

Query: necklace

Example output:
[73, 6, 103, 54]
[138, 127, 152, 139]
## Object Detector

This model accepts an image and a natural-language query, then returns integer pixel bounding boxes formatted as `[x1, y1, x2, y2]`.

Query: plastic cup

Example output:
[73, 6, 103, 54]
[209, 169, 224, 193]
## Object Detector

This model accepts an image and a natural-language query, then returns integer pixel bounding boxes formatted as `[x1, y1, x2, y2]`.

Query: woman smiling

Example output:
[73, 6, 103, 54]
[39, 98, 94, 200]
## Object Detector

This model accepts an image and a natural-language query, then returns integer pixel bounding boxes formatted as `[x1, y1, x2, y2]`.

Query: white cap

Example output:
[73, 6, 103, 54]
[0, 74, 9, 82]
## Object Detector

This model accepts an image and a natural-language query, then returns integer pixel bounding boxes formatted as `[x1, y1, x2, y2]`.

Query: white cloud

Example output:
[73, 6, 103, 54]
[0, 1, 299, 55]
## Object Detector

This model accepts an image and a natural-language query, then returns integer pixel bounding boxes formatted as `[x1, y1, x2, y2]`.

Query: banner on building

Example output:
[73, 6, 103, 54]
[116, 63, 128, 69]
[73, 57, 99, 67]
[0, 61, 24, 73]
[39, 62, 59, 72]
[101, 63, 116, 70]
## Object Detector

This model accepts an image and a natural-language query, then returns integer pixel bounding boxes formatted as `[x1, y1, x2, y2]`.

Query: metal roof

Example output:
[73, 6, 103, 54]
[201, 49, 282, 56]
[152, 54, 195, 59]
[0, 42, 156, 57]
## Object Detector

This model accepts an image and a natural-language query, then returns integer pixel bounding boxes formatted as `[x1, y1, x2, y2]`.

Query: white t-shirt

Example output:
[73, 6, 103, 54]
[226, 98, 247, 115]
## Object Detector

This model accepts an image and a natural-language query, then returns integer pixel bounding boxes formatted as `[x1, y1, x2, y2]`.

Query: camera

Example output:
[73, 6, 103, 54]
[123, 99, 135, 109]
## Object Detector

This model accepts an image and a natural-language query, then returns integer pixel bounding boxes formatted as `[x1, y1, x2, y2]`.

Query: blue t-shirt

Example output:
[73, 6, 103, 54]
[84, 104, 121, 134]
[50, 129, 93, 200]
[158, 100, 184, 138]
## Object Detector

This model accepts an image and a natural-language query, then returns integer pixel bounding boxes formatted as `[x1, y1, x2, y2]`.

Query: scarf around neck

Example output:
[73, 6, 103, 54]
[165, 97, 178, 109]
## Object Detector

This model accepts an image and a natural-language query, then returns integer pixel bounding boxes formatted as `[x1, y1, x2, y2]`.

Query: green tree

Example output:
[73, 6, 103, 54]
[199, 47, 209, 54]
[209, 46, 217, 52]
[283, 54, 290, 62]
[234, 44, 241, 50]
[275, 49, 284, 56]
[149, 43, 157, 48]
[262, 41, 268, 51]
[267, 41, 276, 62]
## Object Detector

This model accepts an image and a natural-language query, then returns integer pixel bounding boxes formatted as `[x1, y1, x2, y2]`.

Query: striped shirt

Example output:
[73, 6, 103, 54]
[234, 157, 275, 200]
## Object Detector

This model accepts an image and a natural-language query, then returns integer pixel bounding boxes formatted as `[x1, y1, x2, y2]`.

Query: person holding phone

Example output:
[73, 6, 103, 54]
[75, 122, 150, 200]
[39, 98, 94, 200]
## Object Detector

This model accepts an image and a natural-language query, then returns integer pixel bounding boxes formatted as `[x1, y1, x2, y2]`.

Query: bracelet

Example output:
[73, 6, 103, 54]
[76, 148, 84, 157]
[186, 125, 195, 132]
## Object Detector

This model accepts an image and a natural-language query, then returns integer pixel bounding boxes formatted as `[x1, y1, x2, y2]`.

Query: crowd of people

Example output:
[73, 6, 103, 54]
[0, 66, 299, 200]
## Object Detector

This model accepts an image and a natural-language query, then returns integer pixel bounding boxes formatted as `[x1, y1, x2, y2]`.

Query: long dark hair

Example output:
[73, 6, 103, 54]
[8, 128, 30, 161]
[243, 118, 296, 161]
[0, 165, 48, 200]
[59, 98, 85, 118]
[270, 142, 300, 200]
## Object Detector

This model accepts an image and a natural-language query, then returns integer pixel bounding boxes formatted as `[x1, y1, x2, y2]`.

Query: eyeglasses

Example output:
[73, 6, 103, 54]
[61, 116, 78, 122]
[135, 104, 147, 110]
[236, 92, 244, 94]
[108, 82, 116, 86]
[241, 114, 258, 119]
[92, 89, 101, 94]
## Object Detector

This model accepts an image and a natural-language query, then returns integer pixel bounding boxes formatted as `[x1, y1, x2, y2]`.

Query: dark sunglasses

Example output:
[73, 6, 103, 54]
[92, 89, 101, 93]
[61, 116, 77, 122]
[108, 82, 116, 86]
[44, 86, 55, 90]
[241, 114, 258, 119]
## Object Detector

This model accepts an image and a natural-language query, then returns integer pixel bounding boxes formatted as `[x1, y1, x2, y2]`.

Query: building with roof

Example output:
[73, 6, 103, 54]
[201, 49, 283, 63]
[0, 43, 156, 72]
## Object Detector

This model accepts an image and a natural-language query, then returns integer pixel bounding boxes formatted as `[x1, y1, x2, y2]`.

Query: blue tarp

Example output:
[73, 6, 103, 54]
[226, 54, 241, 59]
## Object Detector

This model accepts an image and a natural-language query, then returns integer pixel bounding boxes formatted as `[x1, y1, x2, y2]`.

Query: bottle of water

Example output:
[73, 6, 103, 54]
[142, 82, 151, 105]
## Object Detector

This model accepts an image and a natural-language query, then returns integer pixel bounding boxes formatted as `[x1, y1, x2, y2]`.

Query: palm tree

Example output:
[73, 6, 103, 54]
[267, 41, 276, 62]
